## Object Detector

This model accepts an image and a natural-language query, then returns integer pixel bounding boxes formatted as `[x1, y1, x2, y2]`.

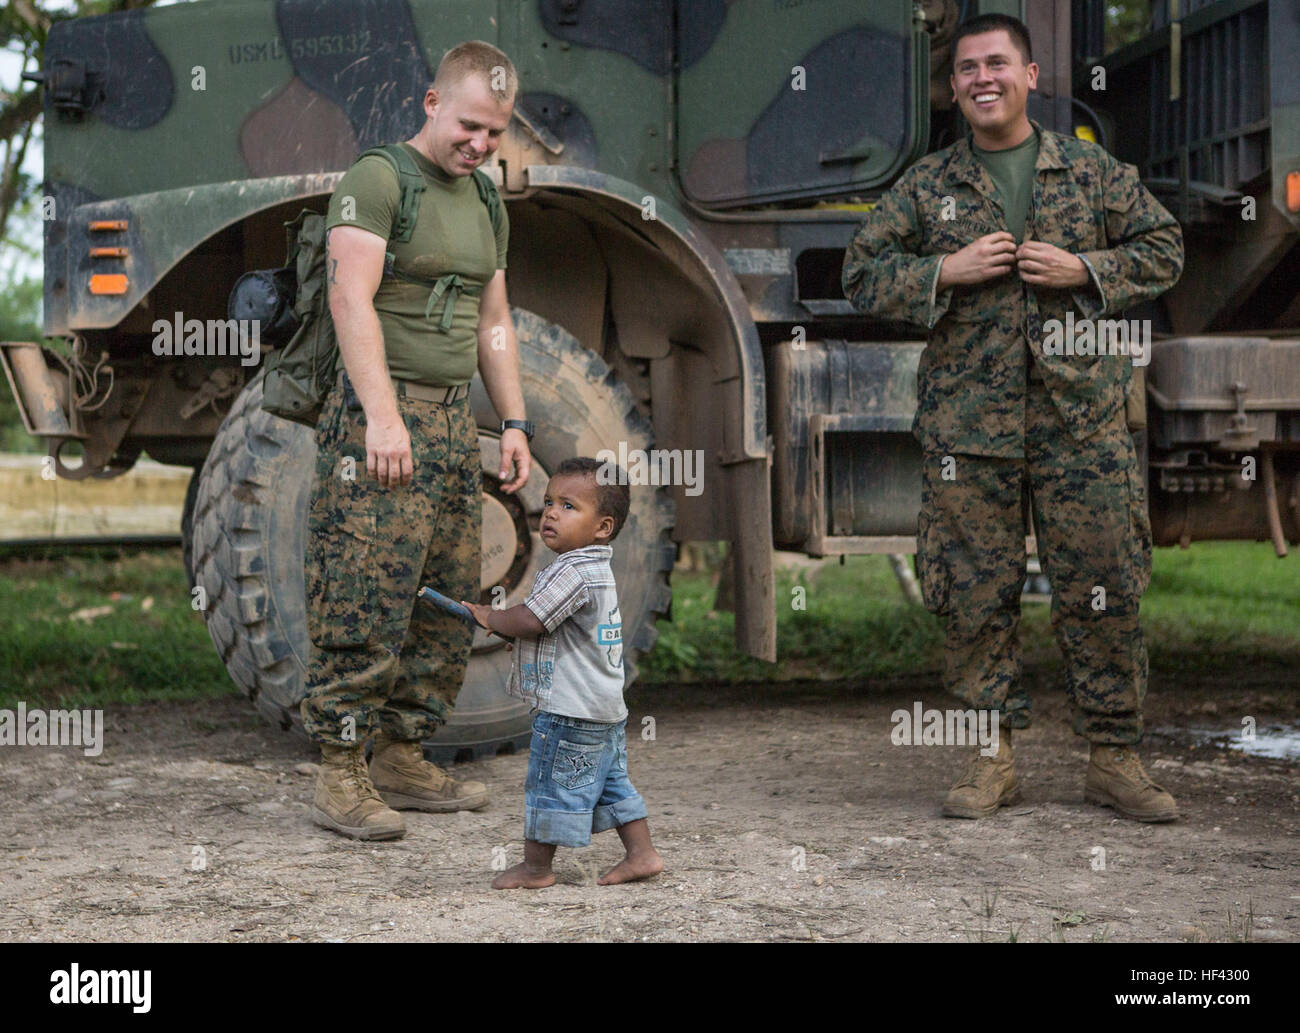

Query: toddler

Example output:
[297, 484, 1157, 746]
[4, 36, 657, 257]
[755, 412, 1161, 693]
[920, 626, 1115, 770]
[464, 457, 662, 889]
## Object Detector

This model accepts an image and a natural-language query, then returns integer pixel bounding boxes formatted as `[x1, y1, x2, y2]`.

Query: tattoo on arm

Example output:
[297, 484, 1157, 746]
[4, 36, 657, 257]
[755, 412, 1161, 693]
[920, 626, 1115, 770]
[329, 258, 338, 285]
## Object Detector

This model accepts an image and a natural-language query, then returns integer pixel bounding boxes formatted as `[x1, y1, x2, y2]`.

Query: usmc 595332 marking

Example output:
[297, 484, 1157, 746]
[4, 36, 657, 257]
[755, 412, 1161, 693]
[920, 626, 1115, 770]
[228, 31, 372, 65]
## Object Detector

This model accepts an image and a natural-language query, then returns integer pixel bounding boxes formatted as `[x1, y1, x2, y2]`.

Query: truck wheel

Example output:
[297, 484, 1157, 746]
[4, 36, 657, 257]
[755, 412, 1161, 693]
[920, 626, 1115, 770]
[181, 465, 200, 591]
[186, 308, 674, 760]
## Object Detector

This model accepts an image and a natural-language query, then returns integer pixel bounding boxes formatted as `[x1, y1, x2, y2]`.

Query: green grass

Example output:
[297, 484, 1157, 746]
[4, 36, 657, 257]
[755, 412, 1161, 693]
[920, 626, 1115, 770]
[0, 549, 235, 710]
[1, 542, 1295, 710]
[640, 541, 1300, 684]
[641, 556, 946, 683]
[1140, 545, 1300, 677]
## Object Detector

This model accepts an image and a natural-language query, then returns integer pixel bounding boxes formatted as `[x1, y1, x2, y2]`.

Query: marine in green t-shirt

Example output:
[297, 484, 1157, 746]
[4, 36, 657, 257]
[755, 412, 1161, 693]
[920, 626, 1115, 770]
[305, 42, 535, 841]
[326, 142, 510, 386]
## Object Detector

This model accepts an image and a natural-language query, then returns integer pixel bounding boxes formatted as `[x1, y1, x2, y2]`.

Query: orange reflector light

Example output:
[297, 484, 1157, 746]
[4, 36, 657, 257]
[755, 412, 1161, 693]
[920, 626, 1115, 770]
[89, 274, 129, 295]
[1288, 171, 1300, 213]
[89, 246, 128, 258]
[88, 220, 128, 232]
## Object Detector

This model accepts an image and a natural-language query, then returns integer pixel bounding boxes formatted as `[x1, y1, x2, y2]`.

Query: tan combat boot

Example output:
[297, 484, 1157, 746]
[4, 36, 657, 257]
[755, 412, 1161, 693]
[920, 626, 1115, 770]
[1085, 745, 1179, 822]
[370, 733, 489, 812]
[942, 727, 1020, 818]
[312, 743, 406, 840]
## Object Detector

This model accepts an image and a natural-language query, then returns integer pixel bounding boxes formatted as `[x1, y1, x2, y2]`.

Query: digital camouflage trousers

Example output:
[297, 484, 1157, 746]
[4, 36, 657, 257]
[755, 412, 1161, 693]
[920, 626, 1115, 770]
[916, 375, 1153, 744]
[301, 378, 481, 747]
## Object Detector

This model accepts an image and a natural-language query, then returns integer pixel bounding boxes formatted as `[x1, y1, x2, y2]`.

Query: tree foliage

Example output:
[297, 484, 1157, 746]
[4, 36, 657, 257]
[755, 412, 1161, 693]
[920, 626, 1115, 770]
[1106, 1, 1153, 54]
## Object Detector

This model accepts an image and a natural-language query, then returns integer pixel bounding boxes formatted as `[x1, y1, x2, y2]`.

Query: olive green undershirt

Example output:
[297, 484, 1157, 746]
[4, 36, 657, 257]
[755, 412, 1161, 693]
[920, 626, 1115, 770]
[973, 126, 1040, 243]
[326, 143, 509, 386]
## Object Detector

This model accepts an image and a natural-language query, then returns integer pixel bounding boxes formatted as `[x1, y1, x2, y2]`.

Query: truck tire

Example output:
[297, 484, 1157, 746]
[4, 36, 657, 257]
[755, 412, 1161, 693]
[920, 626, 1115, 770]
[187, 309, 674, 760]
[181, 465, 200, 591]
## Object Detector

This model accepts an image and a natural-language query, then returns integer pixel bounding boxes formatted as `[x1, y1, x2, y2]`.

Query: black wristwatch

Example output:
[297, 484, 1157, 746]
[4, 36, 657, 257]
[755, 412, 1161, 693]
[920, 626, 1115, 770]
[501, 419, 534, 441]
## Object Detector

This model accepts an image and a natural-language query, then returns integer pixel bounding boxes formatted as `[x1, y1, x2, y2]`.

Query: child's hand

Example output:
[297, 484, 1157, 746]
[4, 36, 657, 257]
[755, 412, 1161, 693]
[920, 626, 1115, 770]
[460, 601, 512, 649]
[461, 601, 493, 631]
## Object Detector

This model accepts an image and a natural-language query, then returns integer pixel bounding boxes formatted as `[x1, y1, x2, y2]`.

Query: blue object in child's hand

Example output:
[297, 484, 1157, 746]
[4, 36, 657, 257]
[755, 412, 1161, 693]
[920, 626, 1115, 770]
[418, 586, 479, 628]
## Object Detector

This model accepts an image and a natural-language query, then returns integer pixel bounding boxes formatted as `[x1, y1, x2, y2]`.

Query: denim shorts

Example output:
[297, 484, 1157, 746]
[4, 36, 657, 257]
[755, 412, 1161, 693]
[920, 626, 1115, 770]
[524, 711, 648, 847]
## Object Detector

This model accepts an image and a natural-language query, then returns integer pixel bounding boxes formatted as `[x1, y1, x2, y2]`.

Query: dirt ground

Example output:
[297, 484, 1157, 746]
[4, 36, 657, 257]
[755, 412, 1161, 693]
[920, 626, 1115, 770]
[1, 671, 1296, 943]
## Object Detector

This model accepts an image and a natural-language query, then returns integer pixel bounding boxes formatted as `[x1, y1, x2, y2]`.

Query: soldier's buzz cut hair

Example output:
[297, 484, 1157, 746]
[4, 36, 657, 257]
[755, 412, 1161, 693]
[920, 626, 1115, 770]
[952, 14, 1033, 65]
[432, 40, 517, 102]
[554, 457, 631, 542]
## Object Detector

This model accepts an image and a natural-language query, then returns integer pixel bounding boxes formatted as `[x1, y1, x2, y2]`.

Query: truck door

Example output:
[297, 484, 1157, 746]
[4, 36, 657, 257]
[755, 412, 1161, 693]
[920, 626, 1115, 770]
[675, 0, 929, 207]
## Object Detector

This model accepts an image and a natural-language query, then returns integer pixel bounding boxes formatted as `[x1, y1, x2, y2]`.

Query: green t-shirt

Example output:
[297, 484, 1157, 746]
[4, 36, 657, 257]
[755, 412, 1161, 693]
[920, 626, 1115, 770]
[973, 128, 1040, 243]
[326, 142, 509, 386]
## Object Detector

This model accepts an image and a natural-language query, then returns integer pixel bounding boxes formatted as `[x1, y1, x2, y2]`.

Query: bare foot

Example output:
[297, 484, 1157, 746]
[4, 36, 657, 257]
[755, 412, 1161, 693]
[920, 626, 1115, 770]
[597, 849, 663, 885]
[491, 862, 556, 890]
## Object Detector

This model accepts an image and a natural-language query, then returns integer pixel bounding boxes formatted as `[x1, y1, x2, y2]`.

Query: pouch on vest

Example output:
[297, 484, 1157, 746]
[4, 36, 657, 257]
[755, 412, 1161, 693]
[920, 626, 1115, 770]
[260, 210, 337, 426]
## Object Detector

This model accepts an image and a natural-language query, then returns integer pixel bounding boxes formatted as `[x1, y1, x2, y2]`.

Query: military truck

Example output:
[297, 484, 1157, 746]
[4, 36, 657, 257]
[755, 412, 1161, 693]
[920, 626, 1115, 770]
[4, 0, 1298, 758]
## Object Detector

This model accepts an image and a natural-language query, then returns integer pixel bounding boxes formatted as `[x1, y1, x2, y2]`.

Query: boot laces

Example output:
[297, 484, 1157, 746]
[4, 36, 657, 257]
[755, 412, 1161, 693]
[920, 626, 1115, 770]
[344, 749, 378, 799]
[1113, 748, 1156, 790]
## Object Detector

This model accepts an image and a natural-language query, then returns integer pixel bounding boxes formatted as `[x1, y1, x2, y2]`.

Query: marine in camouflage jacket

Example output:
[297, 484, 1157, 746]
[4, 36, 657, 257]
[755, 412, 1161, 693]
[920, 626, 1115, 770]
[841, 121, 1183, 458]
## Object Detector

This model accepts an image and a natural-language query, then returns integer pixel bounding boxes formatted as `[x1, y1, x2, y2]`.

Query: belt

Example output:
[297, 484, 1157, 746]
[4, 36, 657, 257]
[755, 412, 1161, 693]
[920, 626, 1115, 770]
[394, 379, 470, 404]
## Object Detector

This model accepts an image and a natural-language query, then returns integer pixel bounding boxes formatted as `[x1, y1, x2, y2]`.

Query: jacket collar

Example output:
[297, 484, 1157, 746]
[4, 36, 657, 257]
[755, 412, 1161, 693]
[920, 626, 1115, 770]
[945, 120, 1071, 198]
[1032, 123, 1075, 172]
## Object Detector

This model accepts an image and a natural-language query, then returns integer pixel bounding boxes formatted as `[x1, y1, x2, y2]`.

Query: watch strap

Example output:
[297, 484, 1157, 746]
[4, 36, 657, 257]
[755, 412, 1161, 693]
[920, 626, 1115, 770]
[501, 418, 534, 440]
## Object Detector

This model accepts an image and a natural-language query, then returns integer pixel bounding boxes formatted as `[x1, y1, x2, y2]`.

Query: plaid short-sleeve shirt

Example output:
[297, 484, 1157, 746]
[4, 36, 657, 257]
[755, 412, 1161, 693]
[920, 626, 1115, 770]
[508, 545, 626, 722]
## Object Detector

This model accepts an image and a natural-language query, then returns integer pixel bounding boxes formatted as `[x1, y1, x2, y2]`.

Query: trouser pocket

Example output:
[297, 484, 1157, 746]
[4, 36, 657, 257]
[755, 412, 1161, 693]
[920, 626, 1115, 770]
[306, 509, 378, 648]
[916, 507, 952, 616]
[551, 739, 607, 792]
[1126, 458, 1153, 597]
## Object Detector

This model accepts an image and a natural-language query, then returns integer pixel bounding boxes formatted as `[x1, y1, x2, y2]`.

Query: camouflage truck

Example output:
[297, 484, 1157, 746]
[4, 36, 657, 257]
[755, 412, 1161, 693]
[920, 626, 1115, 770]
[3, 0, 1298, 758]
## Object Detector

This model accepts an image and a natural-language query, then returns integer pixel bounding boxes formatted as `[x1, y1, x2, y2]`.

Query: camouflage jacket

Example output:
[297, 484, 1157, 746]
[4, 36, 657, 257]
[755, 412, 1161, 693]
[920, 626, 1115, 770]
[841, 122, 1183, 457]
